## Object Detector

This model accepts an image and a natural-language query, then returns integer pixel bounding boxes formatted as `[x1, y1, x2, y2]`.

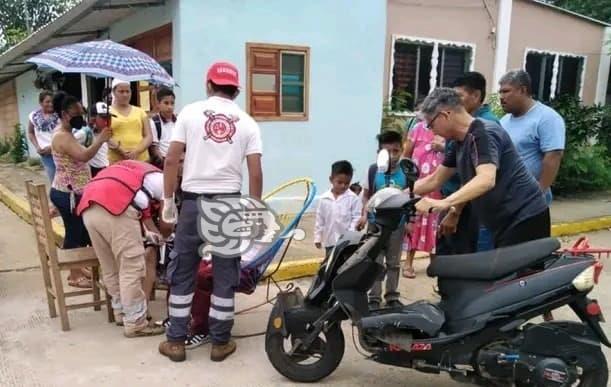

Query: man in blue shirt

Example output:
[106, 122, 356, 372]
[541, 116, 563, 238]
[499, 70, 565, 204]
[436, 72, 500, 255]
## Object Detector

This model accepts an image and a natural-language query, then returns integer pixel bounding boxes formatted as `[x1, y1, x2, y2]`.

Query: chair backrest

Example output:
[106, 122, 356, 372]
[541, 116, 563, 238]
[25, 180, 59, 263]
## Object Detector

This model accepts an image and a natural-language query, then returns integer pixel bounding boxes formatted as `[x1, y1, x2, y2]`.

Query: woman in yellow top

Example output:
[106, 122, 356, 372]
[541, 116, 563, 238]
[108, 78, 152, 163]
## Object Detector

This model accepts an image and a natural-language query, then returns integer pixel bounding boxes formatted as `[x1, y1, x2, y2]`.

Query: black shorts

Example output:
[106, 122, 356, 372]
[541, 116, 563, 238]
[436, 203, 479, 255]
[495, 208, 551, 248]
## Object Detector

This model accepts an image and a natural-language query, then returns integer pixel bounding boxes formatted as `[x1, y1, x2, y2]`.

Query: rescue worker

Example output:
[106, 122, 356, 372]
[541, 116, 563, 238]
[76, 160, 167, 337]
[158, 61, 263, 362]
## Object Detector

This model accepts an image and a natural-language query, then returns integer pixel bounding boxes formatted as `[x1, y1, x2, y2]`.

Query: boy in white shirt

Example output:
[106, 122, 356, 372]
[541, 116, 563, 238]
[314, 160, 362, 256]
[149, 87, 176, 168]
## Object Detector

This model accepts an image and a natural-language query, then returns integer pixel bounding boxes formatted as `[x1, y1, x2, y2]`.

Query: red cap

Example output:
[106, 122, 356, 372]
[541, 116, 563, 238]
[206, 61, 240, 87]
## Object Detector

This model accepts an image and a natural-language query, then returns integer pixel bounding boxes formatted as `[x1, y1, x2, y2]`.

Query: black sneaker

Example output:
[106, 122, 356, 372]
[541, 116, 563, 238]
[368, 301, 381, 310]
[386, 300, 404, 309]
[185, 334, 211, 350]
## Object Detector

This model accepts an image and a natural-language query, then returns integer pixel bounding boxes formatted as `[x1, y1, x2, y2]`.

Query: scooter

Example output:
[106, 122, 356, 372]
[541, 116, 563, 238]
[265, 150, 609, 386]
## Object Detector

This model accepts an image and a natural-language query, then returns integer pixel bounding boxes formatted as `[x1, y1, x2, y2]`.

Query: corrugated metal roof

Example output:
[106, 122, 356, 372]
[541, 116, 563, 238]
[0, 0, 165, 84]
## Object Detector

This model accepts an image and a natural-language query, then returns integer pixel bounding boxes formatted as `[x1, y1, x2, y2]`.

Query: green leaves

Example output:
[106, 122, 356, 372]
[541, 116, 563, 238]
[548, 0, 611, 24]
[0, 0, 78, 53]
[548, 95, 611, 194]
[9, 123, 27, 164]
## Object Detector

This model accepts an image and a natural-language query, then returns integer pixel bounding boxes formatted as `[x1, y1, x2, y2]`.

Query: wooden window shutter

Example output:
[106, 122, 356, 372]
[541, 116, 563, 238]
[249, 48, 280, 116]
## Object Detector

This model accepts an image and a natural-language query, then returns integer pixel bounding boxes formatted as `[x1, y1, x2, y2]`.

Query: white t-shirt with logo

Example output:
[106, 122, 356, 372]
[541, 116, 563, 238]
[171, 96, 263, 194]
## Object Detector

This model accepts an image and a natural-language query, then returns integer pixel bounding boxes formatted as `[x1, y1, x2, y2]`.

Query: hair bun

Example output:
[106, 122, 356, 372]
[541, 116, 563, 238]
[52, 91, 68, 114]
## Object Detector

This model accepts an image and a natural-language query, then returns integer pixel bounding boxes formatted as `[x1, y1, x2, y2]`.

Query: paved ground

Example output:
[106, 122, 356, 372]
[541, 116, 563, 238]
[1, 201, 610, 386]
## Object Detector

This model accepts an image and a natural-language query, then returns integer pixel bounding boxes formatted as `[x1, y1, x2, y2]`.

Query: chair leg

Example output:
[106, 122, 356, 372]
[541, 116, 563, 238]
[41, 257, 57, 318]
[106, 291, 115, 323]
[51, 265, 70, 331]
[91, 266, 101, 311]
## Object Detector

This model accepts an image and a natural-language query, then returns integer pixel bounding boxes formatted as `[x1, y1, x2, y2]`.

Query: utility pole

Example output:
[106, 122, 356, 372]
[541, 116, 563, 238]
[23, 0, 32, 34]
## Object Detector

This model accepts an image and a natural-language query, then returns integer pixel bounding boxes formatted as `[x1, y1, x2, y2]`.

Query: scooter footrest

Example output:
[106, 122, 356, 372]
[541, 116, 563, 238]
[361, 301, 445, 337]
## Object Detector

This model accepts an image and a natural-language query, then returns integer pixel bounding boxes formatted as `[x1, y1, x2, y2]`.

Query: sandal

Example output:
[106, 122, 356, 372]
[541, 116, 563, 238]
[80, 267, 92, 279]
[68, 276, 92, 289]
[402, 267, 416, 279]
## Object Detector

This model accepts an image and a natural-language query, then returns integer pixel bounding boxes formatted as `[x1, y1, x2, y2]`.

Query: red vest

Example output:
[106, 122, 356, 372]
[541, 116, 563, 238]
[76, 160, 161, 216]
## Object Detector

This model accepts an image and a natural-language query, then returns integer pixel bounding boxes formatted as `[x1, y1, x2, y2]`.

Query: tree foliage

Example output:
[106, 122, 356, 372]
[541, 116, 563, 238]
[548, 0, 611, 24]
[0, 0, 77, 52]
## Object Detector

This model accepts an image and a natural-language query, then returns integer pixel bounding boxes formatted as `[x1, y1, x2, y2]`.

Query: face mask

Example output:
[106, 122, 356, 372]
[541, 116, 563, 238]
[69, 115, 85, 130]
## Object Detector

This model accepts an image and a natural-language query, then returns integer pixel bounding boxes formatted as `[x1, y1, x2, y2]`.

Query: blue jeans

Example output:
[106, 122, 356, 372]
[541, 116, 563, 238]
[544, 189, 553, 205]
[477, 227, 494, 251]
[40, 154, 56, 183]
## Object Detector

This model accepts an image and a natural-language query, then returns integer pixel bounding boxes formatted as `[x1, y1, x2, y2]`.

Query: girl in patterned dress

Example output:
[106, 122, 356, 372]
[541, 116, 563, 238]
[402, 120, 445, 278]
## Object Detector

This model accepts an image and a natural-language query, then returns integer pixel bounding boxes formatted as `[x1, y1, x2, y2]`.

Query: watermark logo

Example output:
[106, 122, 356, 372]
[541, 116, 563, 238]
[197, 195, 304, 258]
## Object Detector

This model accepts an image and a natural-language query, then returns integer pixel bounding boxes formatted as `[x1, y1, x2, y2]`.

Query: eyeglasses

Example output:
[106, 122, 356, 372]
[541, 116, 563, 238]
[426, 112, 442, 129]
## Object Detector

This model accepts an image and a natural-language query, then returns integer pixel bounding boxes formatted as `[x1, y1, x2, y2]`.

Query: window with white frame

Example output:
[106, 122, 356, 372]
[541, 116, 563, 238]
[390, 36, 474, 112]
[525, 50, 585, 102]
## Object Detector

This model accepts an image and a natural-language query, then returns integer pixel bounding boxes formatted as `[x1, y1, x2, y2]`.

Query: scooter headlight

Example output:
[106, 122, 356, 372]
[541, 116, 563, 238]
[572, 265, 596, 291]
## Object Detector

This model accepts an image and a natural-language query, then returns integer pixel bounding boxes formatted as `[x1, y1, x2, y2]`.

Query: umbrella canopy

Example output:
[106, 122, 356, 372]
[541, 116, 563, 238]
[26, 39, 174, 86]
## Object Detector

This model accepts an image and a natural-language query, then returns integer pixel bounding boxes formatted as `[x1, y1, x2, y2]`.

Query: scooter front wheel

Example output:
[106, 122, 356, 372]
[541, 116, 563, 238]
[265, 324, 345, 383]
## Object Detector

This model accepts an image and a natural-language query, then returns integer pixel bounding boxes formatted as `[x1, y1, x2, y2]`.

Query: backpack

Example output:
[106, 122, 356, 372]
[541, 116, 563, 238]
[149, 114, 164, 168]
[151, 115, 163, 140]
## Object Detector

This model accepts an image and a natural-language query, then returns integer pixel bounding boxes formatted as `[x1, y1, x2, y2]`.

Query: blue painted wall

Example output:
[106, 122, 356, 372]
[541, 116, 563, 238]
[174, 0, 386, 196]
[13, 0, 387, 199]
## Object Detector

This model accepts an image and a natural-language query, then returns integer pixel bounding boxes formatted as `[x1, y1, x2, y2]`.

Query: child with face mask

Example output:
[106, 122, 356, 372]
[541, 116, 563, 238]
[50, 91, 111, 288]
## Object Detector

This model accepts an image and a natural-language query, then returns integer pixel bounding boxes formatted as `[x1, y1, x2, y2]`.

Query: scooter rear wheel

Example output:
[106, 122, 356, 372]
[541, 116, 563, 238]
[576, 350, 608, 387]
[265, 324, 345, 383]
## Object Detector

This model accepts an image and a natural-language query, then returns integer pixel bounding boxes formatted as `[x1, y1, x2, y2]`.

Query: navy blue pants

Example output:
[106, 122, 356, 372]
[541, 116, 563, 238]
[49, 188, 90, 249]
[166, 195, 240, 345]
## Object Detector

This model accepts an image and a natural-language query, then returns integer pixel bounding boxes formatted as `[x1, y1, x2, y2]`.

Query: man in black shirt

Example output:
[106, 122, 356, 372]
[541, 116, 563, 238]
[414, 88, 549, 248]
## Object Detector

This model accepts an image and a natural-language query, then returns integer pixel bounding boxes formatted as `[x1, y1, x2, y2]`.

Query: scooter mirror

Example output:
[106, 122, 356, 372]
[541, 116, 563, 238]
[399, 158, 419, 181]
[377, 149, 390, 174]
[399, 158, 420, 198]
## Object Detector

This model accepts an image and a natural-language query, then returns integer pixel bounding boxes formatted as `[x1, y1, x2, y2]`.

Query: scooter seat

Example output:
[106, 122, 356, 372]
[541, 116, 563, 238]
[428, 238, 560, 281]
[361, 301, 445, 337]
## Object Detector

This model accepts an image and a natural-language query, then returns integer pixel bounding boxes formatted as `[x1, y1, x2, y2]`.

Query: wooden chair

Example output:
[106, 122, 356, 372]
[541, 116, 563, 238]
[25, 180, 113, 331]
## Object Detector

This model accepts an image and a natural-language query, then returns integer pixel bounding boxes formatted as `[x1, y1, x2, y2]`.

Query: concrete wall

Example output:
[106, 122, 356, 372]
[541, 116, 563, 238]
[0, 80, 19, 138]
[508, 0, 606, 104]
[15, 70, 40, 155]
[175, 0, 386, 196]
[595, 27, 611, 105]
[107, 0, 177, 43]
[385, 0, 497, 98]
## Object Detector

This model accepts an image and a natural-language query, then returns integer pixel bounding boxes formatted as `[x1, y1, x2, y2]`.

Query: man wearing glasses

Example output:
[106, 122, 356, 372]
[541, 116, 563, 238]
[413, 88, 549, 248]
